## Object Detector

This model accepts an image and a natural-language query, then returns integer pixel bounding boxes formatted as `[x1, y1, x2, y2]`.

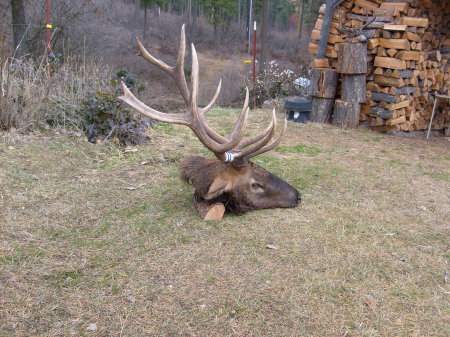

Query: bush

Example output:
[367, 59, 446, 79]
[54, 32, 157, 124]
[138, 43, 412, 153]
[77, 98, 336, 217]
[247, 60, 306, 108]
[114, 69, 146, 94]
[0, 56, 111, 131]
[79, 92, 151, 146]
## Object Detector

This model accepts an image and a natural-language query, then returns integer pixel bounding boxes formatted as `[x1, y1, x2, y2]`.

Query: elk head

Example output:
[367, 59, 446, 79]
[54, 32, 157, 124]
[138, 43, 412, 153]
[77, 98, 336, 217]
[119, 25, 300, 215]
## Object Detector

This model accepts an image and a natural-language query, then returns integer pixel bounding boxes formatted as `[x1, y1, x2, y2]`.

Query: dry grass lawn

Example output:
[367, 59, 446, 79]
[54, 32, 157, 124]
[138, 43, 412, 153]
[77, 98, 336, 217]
[0, 108, 449, 336]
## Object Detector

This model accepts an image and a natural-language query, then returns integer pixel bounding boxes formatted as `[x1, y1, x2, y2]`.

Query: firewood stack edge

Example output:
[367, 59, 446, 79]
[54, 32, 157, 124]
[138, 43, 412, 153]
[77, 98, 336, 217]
[308, 0, 450, 133]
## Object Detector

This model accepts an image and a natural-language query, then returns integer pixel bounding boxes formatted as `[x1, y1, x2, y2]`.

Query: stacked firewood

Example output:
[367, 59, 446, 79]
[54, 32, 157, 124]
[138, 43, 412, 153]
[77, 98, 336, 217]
[308, 0, 450, 132]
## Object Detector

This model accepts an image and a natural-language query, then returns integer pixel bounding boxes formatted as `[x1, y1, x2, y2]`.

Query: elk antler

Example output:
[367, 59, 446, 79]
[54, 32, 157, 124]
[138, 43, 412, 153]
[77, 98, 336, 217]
[119, 25, 287, 167]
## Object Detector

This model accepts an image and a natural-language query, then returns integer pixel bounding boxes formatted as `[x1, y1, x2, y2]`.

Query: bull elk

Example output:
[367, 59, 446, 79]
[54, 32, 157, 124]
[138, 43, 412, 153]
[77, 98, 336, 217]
[119, 25, 300, 217]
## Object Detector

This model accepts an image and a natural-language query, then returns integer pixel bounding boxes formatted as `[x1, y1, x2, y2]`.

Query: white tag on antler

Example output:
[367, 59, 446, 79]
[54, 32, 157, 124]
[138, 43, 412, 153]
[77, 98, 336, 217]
[224, 151, 235, 162]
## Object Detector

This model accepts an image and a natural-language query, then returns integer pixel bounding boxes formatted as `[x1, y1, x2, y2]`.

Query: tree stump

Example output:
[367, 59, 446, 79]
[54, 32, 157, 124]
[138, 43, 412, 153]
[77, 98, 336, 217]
[336, 42, 367, 74]
[195, 198, 225, 220]
[342, 74, 367, 103]
[332, 99, 360, 127]
[311, 97, 334, 123]
[308, 68, 339, 98]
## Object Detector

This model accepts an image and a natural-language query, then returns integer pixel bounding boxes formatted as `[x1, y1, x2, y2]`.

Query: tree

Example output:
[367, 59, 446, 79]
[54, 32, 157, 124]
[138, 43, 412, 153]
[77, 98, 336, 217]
[141, 0, 165, 42]
[258, 0, 269, 75]
[200, 0, 238, 41]
[10, 0, 27, 57]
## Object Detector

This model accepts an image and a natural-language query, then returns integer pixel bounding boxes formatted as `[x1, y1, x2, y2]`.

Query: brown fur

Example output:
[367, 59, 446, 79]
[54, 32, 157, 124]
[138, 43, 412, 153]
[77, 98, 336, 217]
[180, 155, 300, 214]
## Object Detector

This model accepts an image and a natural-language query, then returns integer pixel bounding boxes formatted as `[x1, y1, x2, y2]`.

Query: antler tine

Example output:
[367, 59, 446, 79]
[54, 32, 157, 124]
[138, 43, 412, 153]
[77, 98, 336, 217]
[136, 25, 190, 104]
[118, 82, 192, 125]
[226, 87, 250, 141]
[174, 24, 190, 104]
[236, 108, 277, 158]
[189, 44, 249, 153]
[236, 114, 276, 150]
[245, 118, 288, 160]
[199, 79, 222, 115]
[197, 83, 250, 145]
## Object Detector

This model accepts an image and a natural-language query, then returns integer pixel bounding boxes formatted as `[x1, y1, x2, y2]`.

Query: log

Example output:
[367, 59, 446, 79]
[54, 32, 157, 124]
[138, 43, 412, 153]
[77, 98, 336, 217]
[336, 42, 367, 74]
[374, 56, 407, 69]
[399, 16, 429, 27]
[332, 100, 360, 127]
[370, 107, 394, 119]
[394, 86, 414, 95]
[311, 97, 334, 123]
[371, 92, 397, 103]
[308, 68, 339, 98]
[195, 198, 225, 220]
[311, 58, 330, 68]
[374, 75, 405, 87]
[342, 74, 367, 103]
[396, 69, 414, 78]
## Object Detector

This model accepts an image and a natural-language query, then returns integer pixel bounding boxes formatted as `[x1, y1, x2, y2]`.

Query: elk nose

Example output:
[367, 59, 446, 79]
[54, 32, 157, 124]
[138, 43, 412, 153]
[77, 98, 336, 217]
[295, 190, 301, 204]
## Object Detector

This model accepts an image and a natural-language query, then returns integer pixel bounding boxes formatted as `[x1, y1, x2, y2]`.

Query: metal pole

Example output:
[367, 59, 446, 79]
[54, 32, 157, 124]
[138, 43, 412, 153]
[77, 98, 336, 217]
[46, 0, 51, 55]
[253, 21, 256, 83]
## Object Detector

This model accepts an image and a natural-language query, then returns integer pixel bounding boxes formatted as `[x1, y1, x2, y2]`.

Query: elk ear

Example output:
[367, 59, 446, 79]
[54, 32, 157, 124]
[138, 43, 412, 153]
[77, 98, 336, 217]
[204, 176, 232, 200]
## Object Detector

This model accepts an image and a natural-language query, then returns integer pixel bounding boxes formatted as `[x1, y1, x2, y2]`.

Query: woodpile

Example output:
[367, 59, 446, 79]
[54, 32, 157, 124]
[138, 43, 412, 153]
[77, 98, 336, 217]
[308, 0, 450, 133]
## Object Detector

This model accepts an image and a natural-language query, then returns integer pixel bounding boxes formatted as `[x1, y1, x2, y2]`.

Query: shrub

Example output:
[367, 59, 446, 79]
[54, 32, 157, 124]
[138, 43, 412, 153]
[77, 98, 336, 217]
[0, 56, 111, 131]
[79, 92, 151, 146]
[247, 60, 306, 108]
[114, 69, 146, 94]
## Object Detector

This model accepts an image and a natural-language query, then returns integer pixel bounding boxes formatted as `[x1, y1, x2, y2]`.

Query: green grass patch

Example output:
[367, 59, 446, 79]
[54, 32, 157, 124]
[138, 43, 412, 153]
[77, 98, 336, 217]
[276, 143, 323, 157]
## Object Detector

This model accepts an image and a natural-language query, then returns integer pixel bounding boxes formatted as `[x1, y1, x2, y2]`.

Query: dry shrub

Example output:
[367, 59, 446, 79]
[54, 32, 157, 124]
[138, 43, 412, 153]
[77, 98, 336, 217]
[0, 56, 111, 131]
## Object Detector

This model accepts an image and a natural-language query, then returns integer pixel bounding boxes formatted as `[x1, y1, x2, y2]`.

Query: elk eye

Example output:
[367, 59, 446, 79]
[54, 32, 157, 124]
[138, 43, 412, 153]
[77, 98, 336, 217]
[252, 183, 264, 190]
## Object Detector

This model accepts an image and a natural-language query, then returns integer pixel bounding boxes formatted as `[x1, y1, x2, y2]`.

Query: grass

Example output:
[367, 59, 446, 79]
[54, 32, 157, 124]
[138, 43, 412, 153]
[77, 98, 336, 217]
[0, 110, 449, 336]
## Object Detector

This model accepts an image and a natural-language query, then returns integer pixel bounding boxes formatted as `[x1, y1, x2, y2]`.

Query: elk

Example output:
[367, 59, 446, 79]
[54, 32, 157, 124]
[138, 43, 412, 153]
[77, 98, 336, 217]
[119, 25, 300, 217]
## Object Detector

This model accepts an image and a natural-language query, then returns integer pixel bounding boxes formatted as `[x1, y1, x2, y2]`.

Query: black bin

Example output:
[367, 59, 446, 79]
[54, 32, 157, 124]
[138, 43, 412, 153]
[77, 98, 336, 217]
[284, 98, 312, 123]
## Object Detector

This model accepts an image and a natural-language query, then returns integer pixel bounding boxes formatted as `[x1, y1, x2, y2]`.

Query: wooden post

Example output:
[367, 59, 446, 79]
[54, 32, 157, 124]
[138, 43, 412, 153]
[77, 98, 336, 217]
[316, 0, 345, 59]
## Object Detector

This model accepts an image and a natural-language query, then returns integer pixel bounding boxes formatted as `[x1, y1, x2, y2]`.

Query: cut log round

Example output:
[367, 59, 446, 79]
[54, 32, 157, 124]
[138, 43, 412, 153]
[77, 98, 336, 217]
[311, 97, 334, 123]
[308, 68, 339, 98]
[195, 198, 225, 220]
[342, 74, 367, 103]
[332, 100, 360, 127]
[336, 42, 368, 74]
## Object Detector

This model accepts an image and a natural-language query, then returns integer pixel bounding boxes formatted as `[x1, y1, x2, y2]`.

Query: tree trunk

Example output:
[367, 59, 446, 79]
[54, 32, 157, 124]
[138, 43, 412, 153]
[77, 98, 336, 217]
[143, 4, 148, 43]
[134, 0, 140, 36]
[297, 0, 304, 38]
[11, 0, 27, 57]
[245, 0, 252, 52]
[259, 0, 269, 75]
